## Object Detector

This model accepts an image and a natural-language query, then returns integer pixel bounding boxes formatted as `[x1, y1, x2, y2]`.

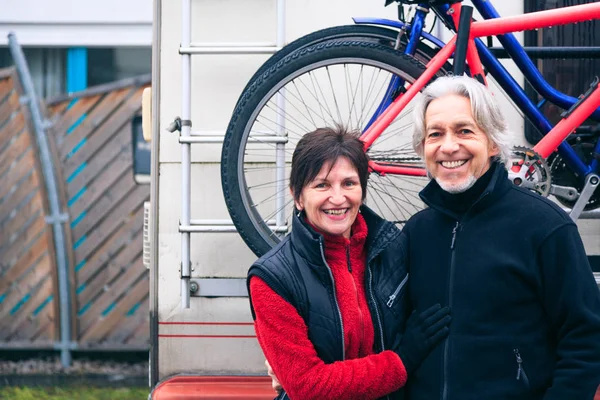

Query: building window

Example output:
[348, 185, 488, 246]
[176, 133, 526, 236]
[0, 47, 66, 99]
[0, 46, 150, 99]
[88, 47, 151, 87]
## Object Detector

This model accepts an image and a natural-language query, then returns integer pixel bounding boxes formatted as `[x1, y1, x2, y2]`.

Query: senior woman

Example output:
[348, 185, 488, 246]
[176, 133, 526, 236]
[247, 126, 451, 400]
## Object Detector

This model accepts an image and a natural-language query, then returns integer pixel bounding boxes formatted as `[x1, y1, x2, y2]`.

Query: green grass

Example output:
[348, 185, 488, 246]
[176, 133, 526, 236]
[0, 387, 149, 400]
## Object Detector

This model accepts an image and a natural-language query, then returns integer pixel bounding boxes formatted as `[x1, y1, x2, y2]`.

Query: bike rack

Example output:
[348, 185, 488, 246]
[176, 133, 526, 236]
[175, 0, 286, 308]
[172, 1, 600, 309]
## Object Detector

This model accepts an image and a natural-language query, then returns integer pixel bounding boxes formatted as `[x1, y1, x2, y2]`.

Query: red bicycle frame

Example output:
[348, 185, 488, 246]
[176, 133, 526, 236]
[361, 1, 600, 177]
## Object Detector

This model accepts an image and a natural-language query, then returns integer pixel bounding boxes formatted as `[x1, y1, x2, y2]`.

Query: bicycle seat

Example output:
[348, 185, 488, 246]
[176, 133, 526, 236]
[386, 0, 464, 6]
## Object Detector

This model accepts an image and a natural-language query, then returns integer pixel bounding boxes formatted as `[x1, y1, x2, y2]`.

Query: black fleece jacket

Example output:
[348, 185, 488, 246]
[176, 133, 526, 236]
[404, 162, 600, 400]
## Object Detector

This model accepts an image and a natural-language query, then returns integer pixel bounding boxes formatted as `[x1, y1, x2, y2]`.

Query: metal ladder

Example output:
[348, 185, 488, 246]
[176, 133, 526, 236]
[175, 0, 286, 308]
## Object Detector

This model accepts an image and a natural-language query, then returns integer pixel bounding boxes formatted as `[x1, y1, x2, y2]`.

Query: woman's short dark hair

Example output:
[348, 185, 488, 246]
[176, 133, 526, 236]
[290, 126, 369, 201]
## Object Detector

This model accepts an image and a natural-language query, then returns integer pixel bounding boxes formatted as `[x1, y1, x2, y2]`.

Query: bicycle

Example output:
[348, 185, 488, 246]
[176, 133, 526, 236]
[221, 0, 600, 257]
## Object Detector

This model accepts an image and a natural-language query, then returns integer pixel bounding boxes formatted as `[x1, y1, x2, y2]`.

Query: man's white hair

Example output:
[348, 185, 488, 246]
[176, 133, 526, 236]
[412, 75, 512, 165]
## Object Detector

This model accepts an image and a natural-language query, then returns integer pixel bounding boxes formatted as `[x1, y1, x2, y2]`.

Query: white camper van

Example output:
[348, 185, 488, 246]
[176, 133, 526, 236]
[144, 0, 600, 398]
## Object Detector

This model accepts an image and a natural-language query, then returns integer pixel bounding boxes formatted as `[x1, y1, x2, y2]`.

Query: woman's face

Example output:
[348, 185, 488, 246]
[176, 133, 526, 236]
[294, 156, 363, 239]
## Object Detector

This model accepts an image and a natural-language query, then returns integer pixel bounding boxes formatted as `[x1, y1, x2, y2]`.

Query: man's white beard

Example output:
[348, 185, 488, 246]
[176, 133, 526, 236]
[436, 174, 477, 194]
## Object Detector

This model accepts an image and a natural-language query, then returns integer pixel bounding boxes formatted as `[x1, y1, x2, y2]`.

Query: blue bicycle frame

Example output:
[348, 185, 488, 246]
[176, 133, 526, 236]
[356, 0, 600, 180]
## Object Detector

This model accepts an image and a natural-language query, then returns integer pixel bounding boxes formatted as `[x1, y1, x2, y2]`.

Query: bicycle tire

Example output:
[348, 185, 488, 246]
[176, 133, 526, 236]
[240, 24, 442, 94]
[222, 40, 438, 257]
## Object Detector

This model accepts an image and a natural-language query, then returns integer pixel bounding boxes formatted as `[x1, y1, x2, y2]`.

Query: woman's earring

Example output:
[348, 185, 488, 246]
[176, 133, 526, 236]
[296, 209, 302, 218]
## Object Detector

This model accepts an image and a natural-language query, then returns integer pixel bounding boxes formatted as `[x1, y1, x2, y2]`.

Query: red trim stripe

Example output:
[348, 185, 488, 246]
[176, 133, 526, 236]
[159, 334, 256, 339]
[159, 321, 254, 326]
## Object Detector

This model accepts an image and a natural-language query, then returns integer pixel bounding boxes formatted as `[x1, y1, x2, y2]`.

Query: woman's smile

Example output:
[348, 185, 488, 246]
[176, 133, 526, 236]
[323, 208, 349, 216]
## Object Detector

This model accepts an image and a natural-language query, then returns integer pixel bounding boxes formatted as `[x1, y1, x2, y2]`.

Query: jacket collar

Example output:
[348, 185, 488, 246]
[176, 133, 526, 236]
[290, 204, 399, 266]
[419, 161, 512, 220]
[290, 209, 325, 266]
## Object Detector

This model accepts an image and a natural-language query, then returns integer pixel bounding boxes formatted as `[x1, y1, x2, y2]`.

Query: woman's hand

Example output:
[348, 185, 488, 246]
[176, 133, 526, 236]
[393, 303, 451, 375]
[266, 359, 283, 394]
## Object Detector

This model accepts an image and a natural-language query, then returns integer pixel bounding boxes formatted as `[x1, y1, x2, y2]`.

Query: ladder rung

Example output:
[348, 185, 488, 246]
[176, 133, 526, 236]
[190, 42, 277, 48]
[189, 278, 248, 297]
[190, 130, 275, 136]
[190, 130, 225, 136]
[179, 135, 288, 144]
[180, 224, 288, 233]
[189, 219, 277, 225]
[180, 225, 243, 232]
[180, 45, 281, 55]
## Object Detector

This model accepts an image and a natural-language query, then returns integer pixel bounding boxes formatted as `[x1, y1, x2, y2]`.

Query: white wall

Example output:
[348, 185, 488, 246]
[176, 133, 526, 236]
[0, 0, 152, 45]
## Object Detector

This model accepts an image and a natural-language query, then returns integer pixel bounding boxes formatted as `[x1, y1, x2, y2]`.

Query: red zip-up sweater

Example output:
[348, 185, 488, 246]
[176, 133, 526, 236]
[250, 214, 407, 399]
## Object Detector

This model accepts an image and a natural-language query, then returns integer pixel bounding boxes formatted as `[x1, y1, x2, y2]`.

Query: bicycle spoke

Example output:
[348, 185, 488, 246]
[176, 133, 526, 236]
[253, 197, 295, 228]
[307, 70, 336, 123]
[250, 184, 290, 208]
[379, 174, 425, 204]
[374, 175, 421, 211]
[278, 82, 336, 129]
[360, 73, 397, 131]
[291, 80, 318, 128]
[357, 66, 379, 128]
[326, 66, 343, 123]
[262, 100, 311, 136]
[344, 64, 361, 129]
[368, 180, 405, 221]
[246, 179, 288, 190]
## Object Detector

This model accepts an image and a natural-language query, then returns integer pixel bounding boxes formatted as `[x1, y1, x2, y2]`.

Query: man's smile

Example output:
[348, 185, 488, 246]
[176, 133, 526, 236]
[439, 160, 468, 169]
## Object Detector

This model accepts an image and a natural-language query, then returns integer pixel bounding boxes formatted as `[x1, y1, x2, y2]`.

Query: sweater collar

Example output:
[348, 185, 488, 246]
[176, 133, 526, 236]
[312, 213, 368, 253]
[419, 160, 511, 220]
[290, 204, 394, 266]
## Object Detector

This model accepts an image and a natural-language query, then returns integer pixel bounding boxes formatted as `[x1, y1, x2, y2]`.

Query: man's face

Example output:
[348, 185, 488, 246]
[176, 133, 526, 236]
[423, 94, 499, 193]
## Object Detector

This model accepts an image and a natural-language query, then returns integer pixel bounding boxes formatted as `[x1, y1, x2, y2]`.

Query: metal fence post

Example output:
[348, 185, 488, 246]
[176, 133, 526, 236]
[8, 32, 73, 367]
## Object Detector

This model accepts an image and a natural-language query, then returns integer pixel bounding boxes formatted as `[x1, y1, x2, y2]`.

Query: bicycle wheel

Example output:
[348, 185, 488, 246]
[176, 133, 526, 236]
[222, 40, 436, 257]
[241, 24, 442, 94]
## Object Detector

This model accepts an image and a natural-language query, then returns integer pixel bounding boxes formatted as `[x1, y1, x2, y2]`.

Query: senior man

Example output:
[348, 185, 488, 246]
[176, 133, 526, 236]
[265, 75, 600, 399]
[403, 75, 600, 400]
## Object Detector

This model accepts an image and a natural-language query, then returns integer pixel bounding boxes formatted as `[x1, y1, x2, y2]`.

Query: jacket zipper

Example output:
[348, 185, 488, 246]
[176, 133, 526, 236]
[387, 273, 409, 308]
[514, 348, 530, 388]
[346, 247, 352, 273]
[319, 239, 345, 361]
[442, 221, 459, 400]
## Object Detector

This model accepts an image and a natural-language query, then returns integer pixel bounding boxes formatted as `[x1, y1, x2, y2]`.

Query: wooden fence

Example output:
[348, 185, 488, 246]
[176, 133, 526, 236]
[0, 67, 151, 351]
[0, 68, 59, 349]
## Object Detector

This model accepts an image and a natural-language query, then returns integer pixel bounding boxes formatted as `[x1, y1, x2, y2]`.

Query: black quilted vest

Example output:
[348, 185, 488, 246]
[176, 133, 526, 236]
[247, 205, 409, 398]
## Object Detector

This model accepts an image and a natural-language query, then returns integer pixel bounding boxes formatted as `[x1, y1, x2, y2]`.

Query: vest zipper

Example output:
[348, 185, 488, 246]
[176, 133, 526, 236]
[442, 221, 459, 400]
[319, 239, 345, 361]
[367, 262, 389, 400]
[367, 265, 385, 352]
[387, 273, 409, 308]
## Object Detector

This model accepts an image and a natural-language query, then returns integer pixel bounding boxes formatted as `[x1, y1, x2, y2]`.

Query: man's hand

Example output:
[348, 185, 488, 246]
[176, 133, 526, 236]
[266, 359, 282, 394]
[394, 303, 451, 375]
